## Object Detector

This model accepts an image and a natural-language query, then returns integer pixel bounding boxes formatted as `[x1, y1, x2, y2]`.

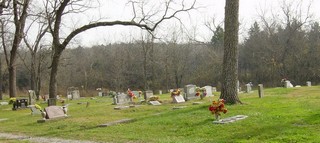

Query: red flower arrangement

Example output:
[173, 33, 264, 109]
[209, 99, 227, 120]
[127, 89, 136, 99]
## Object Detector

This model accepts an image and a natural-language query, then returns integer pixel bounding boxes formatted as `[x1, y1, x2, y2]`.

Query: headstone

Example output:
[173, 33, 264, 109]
[159, 90, 162, 95]
[212, 87, 217, 92]
[67, 87, 80, 100]
[28, 105, 41, 115]
[173, 95, 185, 103]
[213, 115, 248, 124]
[144, 90, 153, 101]
[12, 99, 28, 110]
[98, 118, 135, 127]
[28, 90, 36, 105]
[44, 106, 65, 119]
[306, 81, 311, 87]
[132, 91, 140, 97]
[258, 84, 263, 98]
[149, 101, 161, 105]
[42, 94, 49, 102]
[284, 80, 293, 88]
[237, 80, 240, 92]
[116, 93, 131, 105]
[0, 102, 8, 105]
[192, 102, 203, 105]
[204, 86, 213, 96]
[98, 92, 103, 97]
[245, 83, 252, 93]
[184, 84, 197, 101]
[172, 106, 187, 110]
[0, 118, 8, 122]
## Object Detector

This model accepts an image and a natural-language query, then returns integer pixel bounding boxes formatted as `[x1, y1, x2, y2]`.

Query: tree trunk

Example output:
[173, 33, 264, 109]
[48, 47, 63, 106]
[8, 65, 16, 98]
[35, 57, 42, 100]
[0, 57, 2, 100]
[220, 0, 241, 104]
[30, 53, 36, 90]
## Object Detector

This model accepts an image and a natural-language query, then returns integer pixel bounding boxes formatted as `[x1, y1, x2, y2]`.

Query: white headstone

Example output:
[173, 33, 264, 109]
[306, 81, 311, 87]
[28, 90, 36, 105]
[285, 80, 293, 88]
[204, 86, 213, 96]
[173, 95, 185, 103]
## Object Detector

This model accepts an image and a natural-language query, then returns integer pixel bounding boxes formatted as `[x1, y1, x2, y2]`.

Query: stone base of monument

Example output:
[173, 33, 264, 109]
[213, 115, 248, 124]
[98, 118, 135, 127]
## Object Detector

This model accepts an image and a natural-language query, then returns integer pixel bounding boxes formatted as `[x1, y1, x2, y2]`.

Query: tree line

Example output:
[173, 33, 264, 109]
[7, 19, 320, 95]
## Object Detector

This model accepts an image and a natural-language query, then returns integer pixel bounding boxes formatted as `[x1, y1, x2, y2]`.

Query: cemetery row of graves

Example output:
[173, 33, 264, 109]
[0, 80, 317, 142]
[1, 79, 311, 122]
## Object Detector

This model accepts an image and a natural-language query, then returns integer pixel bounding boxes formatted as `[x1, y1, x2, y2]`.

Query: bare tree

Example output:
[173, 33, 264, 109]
[44, 0, 196, 105]
[220, 0, 242, 104]
[2, 0, 30, 98]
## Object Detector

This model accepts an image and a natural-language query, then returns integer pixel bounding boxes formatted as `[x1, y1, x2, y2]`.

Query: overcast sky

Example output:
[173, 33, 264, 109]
[72, 0, 320, 47]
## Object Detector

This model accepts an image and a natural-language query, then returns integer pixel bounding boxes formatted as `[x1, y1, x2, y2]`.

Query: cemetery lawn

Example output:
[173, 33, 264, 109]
[1, 86, 320, 143]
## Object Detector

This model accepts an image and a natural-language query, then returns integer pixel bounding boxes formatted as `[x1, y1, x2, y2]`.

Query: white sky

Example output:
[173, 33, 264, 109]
[70, 0, 320, 47]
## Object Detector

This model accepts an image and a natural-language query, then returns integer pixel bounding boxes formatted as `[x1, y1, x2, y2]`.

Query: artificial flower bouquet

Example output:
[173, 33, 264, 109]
[209, 99, 227, 120]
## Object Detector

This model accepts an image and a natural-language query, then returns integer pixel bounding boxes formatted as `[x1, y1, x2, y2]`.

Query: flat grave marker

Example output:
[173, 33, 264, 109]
[213, 115, 248, 124]
[98, 118, 135, 127]
[149, 101, 161, 105]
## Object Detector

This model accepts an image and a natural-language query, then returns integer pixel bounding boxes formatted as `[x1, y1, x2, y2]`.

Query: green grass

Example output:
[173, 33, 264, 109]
[1, 86, 320, 143]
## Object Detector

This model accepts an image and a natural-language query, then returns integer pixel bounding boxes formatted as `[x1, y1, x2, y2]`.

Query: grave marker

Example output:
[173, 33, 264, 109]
[184, 84, 197, 101]
[213, 115, 248, 124]
[132, 91, 140, 97]
[306, 81, 311, 87]
[144, 90, 153, 101]
[149, 101, 161, 105]
[258, 84, 264, 98]
[204, 86, 213, 96]
[12, 99, 28, 110]
[28, 105, 41, 115]
[45, 106, 66, 119]
[67, 87, 80, 100]
[212, 87, 217, 92]
[116, 93, 131, 105]
[28, 90, 36, 105]
[0, 102, 8, 105]
[173, 95, 185, 103]
[245, 83, 252, 93]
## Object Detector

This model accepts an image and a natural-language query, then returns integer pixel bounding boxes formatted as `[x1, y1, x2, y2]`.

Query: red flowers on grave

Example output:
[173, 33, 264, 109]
[127, 88, 136, 99]
[209, 99, 228, 119]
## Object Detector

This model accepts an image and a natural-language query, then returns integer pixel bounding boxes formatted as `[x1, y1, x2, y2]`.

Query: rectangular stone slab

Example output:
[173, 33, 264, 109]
[45, 106, 65, 119]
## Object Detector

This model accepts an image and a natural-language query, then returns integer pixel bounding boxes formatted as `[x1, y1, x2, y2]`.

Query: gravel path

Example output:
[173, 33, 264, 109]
[0, 132, 100, 143]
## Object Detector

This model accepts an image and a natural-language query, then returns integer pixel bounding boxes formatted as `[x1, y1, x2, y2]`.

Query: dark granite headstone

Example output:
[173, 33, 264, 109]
[12, 99, 28, 110]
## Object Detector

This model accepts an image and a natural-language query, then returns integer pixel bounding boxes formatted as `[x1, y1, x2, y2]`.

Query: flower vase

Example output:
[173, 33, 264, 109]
[214, 114, 220, 121]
